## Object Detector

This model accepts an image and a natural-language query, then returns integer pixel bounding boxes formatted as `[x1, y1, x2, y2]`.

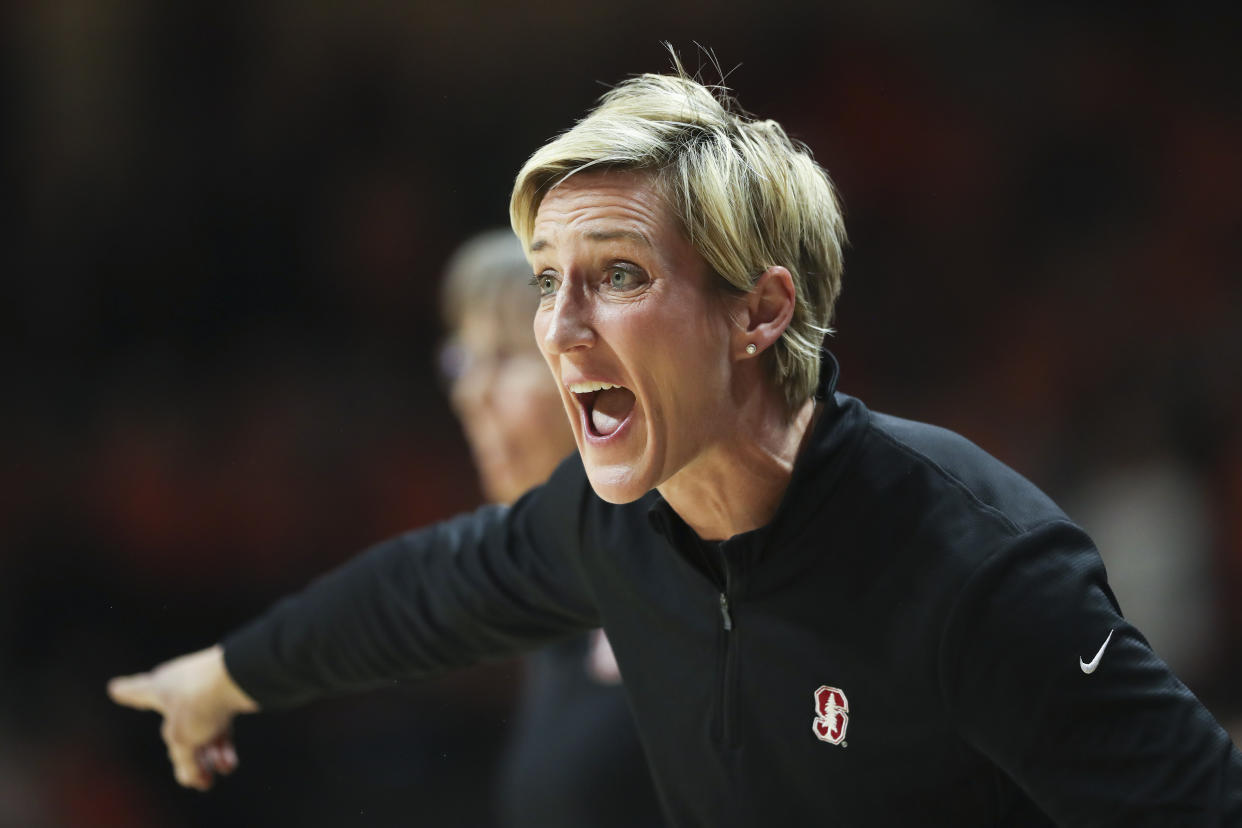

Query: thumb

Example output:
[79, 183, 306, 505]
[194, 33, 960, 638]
[108, 674, 164, 712]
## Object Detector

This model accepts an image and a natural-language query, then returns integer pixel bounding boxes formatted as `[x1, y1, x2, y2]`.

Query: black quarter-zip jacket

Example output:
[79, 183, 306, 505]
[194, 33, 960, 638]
[225, 356, 1242, 826]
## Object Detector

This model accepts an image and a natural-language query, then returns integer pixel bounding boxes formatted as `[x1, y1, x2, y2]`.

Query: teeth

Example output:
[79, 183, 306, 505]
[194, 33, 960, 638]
[568, 381, 622, 393]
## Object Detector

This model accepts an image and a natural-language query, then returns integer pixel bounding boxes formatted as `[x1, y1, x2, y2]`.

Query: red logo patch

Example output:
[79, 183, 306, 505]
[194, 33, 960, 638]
[812, 685, 849, 745]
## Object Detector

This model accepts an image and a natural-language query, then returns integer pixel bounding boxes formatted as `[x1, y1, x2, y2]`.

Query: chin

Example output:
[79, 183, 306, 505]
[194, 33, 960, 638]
[582, 462, 651, 505]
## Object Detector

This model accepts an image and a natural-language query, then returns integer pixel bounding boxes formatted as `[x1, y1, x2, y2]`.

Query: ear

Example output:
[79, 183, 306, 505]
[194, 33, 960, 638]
[733, 266, 796, 360]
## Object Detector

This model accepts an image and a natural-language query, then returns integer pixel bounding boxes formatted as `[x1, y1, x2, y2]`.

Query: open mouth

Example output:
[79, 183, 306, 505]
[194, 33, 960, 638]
[569, 381, 637, 439]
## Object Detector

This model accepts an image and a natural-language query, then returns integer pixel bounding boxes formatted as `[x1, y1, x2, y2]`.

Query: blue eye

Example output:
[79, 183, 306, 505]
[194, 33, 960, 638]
[530, 273, 559, 297]
[608, 267, 637, 289]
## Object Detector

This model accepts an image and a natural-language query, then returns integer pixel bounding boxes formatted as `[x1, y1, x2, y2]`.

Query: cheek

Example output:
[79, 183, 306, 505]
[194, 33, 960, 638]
[496, 370, 566, 436]
[532, 313, 552, 357]
[451, 393, 493, 434]
[635, 299, 731, 391]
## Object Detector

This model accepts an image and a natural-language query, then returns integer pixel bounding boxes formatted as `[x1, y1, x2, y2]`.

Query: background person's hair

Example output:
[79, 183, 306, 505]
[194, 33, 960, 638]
[510, 55, 847, 411]
[440, 228, 537, 343]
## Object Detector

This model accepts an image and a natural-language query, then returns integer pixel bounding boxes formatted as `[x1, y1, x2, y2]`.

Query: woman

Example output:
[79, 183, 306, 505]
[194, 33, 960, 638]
[438, 230, 662, 827]
[111, 65, 1240, 825]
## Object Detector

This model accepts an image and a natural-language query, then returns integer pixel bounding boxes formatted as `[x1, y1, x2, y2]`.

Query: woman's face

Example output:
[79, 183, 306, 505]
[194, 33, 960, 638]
[448, 307, 575, 504]
[529, 169, 741, 504]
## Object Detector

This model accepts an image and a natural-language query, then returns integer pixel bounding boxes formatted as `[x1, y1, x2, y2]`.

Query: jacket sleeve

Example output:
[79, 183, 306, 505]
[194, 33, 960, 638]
[221, 457, 599, 709]
[940, 519, 1242, 826]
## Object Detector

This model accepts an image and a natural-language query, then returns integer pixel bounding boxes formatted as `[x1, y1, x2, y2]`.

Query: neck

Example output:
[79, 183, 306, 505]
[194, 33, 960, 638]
[658, 393, 817, 541]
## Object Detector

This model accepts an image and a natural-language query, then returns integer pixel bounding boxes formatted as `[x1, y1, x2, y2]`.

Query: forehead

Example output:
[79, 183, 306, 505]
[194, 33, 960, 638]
[531, 169, 678, 250]
[448, 256, 537, 338]
[458, 297, 537, 348]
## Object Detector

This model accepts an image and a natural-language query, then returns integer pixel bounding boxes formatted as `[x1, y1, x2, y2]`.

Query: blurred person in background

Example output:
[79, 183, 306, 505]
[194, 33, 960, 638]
[437, 229, 663, 827]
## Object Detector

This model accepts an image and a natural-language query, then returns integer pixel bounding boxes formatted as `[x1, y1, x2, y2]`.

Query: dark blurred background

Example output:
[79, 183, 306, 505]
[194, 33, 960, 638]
[3, 2, 1241, 825]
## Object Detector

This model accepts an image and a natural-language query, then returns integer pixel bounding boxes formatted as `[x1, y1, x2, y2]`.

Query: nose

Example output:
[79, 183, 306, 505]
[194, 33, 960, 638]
[540, 285, 595, 355]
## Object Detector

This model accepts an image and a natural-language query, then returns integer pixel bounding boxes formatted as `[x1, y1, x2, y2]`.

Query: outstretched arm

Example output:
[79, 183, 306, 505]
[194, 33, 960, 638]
[108, 456, 596, 788]
[223, 503, 597, 708]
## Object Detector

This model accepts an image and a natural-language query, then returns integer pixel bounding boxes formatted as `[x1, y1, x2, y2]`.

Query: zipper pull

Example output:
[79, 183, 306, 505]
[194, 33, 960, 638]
[719, 593, 733, 631]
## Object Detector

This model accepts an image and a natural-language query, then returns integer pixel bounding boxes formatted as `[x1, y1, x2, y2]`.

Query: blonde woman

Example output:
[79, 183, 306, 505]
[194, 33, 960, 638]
[112, 63, 1241, 825]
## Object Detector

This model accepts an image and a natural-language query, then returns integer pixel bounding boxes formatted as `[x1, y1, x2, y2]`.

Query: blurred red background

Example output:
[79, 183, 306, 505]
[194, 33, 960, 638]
[3, 2, 1240, 825]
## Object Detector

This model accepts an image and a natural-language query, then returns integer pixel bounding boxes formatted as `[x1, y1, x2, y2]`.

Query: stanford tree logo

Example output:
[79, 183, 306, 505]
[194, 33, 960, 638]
[812, 685, 849, 746]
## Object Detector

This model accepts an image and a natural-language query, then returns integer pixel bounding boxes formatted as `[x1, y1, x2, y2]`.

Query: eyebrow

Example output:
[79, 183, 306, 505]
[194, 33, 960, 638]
[530, 228, 651, 253]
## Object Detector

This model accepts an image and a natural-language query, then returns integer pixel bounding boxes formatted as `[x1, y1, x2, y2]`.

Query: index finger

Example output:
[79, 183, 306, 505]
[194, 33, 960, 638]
[107, 674, 163, 712]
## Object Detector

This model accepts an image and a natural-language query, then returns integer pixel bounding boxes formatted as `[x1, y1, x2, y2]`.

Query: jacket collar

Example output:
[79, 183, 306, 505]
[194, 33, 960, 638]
[645, 349, 865, 561]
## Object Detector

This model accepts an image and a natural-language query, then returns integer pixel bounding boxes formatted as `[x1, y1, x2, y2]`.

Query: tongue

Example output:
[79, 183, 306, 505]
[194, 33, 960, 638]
[590, 387, 635, 436]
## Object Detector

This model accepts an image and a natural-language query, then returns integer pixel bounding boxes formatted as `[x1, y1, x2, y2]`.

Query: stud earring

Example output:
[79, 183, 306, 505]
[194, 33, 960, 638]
[745, 343, 758, 355]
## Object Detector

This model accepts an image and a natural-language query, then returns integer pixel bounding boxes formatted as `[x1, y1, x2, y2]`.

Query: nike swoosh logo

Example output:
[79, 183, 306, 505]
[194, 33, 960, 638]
[1079, 629, 1115, 674]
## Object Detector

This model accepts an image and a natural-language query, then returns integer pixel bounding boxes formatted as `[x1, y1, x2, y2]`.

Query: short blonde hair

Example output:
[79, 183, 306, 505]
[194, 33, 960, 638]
[510, 61, 846, 410]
